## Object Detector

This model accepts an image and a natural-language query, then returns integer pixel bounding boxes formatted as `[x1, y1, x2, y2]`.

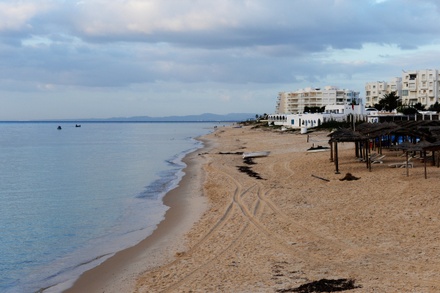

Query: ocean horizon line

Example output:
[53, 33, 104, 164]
[0, 113, 256, 123]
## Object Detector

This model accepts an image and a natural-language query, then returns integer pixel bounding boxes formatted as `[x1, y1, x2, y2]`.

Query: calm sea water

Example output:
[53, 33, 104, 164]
[0, 121, 218, 293]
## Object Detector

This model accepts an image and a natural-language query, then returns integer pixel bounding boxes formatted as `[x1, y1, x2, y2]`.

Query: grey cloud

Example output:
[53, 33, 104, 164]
[44, 0, 438, 51]
[1, 0, 440, 119]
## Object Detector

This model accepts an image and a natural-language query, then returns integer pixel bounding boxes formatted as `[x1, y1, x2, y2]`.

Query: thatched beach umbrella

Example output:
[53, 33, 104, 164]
[413, 140, 440, 179]
[394, 141, 416, 177]
[412, 140, 433, 179]
[357, 122, 401, 154]
[394, 140, 432, 177]
[328, 128, 369, 173]
[423, 140, 440, 167]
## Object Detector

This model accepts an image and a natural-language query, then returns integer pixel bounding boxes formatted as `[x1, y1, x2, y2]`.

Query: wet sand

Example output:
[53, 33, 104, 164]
[67, 125, 440, 292]
[64, 138, 213, 293]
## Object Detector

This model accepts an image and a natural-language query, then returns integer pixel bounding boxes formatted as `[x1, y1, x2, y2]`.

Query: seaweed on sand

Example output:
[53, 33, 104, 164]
[218, 151, 244, 155]
[277, 278, 361, 293]
[236, 166, 264, 180]
[339, 173, 360, 181]
[243, 157, 256, 165]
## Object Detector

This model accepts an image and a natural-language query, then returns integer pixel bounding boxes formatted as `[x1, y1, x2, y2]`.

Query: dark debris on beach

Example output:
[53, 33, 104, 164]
[218, 151, 244, 155]
[277, 278, 361, 293]
[339, 173, 360, 181]
[243, 157, 256, 165]
[236, 155, 266, 179]
[236, 165, 264, 180]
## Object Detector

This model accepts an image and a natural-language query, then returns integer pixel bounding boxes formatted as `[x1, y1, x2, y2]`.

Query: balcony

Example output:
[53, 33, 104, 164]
[407, 82, 416, 90]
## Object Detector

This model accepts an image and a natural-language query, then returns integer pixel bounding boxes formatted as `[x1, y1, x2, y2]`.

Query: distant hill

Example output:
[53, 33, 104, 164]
[100, 113, 256, 122]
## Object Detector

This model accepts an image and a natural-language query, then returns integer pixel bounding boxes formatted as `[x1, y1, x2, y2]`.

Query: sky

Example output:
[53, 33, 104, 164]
[2, 0, 440, 120]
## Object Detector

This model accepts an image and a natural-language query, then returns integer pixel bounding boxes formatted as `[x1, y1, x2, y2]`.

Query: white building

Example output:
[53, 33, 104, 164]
[401, 69, 440, 108]
[365, 77, 402, 107]
[268, 103, 366, 130]
[365, 69, 440, 109]
[276, 86, 361, 114]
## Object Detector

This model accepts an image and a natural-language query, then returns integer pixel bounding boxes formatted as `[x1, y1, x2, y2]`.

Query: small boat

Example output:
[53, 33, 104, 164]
[75, 124, 81, 127]
[307, 145, 330, 152]
[242, 151, 270, 158]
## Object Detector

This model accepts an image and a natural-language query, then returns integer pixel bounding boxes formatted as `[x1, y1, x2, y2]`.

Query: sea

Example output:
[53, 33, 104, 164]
[0, 121, 219, 293]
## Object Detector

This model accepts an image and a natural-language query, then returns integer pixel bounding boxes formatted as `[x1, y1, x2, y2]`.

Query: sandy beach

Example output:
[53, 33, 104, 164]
[64, 138, 212, 293]
[67, 124, 440, 292]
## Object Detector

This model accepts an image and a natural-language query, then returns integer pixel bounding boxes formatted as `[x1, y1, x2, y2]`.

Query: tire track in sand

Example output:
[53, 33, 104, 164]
[136, 162, 260, 292]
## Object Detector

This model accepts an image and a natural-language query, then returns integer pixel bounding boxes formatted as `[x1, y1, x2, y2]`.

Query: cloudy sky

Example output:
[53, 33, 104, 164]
[2, 0, 440, 120]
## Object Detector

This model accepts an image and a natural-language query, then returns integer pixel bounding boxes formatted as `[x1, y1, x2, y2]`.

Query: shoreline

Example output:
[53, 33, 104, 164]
[63, 136, 214, 292]
[63, 124, 440, 292]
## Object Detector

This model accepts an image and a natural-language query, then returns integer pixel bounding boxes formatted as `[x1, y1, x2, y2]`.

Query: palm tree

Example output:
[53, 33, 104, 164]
[379, 91, 400, 111]
[428, 102, 440, 112]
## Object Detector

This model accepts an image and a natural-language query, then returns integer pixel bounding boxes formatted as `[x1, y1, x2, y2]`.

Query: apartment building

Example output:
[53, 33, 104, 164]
[401, 69, 440, 107]
[276, 86, 360, 114]
[365, 78, 402, 107]
[365, 69, 440, 108]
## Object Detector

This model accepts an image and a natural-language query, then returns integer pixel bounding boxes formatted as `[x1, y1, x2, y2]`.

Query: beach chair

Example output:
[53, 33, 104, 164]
[388, 157, 413, 168]
[371, 154, 386, 164]
[358, 153, 377, 162]
[356, 157, 365, 162]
